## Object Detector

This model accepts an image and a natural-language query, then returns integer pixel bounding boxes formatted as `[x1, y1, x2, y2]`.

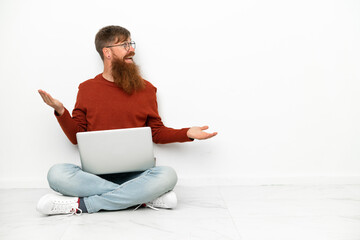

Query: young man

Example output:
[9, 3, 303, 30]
[37, 25, 217, 215]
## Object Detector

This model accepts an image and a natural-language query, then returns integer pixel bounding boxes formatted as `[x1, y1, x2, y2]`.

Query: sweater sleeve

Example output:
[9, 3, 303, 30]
[55, 87, 87, 145]
[146, 88, 193, 144]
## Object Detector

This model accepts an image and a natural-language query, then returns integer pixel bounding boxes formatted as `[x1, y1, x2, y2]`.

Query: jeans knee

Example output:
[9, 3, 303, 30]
[47, 163, 80, 190]
[157, 166, 178, 190]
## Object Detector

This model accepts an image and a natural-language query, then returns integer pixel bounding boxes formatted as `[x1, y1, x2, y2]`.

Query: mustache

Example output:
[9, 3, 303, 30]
[123, 52, 135, 59]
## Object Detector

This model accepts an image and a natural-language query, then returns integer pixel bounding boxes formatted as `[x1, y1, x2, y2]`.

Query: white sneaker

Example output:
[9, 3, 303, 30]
[147, 191, 177, 209]
[36, 193, 82, 216]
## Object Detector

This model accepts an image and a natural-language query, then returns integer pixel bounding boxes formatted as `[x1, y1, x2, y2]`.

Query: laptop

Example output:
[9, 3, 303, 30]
[76, 127, 155, 175]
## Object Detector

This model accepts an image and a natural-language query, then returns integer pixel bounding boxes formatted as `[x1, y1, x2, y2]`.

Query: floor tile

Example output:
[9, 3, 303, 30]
[220, 185, 360, 240]
[1, 185, 360, 240]
[0, 186, 241, 240]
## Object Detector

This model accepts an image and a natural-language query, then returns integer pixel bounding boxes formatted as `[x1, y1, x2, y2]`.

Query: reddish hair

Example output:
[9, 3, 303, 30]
[95, 25, 130, 60]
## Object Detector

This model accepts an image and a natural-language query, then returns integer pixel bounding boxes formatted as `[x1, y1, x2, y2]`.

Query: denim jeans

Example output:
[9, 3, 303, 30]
[47, 163, 177, 213]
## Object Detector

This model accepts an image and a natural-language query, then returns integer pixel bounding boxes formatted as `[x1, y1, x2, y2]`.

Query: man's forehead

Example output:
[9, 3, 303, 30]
[113, 36, 131, 44]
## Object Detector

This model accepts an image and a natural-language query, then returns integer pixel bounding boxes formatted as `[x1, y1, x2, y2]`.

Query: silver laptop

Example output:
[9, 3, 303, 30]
[76, 127, 155, 175]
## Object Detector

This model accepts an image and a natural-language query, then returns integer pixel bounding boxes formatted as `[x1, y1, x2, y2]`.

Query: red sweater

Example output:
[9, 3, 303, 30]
[56, 74, 192, 145]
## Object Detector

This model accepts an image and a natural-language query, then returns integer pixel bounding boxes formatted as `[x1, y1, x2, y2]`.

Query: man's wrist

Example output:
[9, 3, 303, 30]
[186, 128, 195, 141]
[55, 107, 65, 116]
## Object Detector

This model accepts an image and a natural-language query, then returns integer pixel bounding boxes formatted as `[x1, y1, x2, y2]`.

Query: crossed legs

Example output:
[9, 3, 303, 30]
[46, 163, 177, 213]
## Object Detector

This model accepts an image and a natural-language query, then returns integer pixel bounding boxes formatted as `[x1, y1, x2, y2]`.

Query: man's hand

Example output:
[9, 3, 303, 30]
[38, 89, 65, 116]
[187, 126, 217, 140]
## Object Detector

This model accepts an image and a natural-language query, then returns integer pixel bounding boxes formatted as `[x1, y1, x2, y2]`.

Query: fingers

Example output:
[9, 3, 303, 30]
[202, 131, 217, 139]
[39, 90, 52, 100]
[210, 132, 218, 137]
[38, 90, 52, 105]
[195, 126, 218, 140]
[200, 126, 209, 130]
[38, 89, 56, 107]
[38, 90, 49, 103]
[38, 89, 48, 100]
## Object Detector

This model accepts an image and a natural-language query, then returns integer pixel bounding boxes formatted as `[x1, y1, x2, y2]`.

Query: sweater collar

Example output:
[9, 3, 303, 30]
[96, 74, 118, 87]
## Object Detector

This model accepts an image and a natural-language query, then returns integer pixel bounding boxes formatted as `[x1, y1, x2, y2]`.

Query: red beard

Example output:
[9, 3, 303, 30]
[111, 54, 145, 94]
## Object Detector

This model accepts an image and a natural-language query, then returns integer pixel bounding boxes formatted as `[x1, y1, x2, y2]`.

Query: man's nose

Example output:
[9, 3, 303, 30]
[128, 45, 135, 52]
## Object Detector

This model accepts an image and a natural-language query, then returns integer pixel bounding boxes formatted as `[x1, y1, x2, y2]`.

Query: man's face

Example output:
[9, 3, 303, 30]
[108, 37, 144, 94]
[109, 37, 135, 64]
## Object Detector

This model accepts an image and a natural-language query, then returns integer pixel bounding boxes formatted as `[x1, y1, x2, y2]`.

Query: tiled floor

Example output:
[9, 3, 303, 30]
[1, 185, 360, 240]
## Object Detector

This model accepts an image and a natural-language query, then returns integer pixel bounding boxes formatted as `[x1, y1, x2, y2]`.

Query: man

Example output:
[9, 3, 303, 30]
[37, 25, 217, 215]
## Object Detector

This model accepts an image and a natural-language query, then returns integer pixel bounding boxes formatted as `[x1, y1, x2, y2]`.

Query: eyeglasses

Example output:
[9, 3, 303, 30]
[105, 41, 136, 51]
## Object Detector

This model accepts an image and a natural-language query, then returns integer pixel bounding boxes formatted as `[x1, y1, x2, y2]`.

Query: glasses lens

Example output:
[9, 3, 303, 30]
[130, 41, 136, 49]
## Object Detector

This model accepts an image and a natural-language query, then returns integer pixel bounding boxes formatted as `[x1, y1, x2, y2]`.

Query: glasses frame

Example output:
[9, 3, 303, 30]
[105, 41, 136, 51]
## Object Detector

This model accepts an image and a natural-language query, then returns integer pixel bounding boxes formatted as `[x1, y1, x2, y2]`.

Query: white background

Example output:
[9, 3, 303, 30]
[0, 0, 359, 187]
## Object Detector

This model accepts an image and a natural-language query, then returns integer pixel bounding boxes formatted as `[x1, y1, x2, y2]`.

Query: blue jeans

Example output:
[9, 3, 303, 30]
[47, 163, 177, 213]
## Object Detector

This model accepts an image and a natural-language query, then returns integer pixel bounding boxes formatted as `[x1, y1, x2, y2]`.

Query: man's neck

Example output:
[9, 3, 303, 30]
[102, 69, 114, 82]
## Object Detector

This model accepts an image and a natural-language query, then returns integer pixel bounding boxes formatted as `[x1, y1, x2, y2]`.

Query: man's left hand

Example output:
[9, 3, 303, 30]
[187, 126, 217, 140]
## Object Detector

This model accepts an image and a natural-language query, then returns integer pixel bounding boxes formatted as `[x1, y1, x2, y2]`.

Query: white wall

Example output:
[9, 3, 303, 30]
[1, 0, 360, 187]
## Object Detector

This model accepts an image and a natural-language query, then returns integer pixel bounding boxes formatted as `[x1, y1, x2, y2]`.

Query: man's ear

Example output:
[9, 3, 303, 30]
[102, 48, 111, 59]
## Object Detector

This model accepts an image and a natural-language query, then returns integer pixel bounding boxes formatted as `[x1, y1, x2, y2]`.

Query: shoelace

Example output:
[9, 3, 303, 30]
[133, 203, 159, 211]
[52, 202, 82, 216]
[69, 208, 82, 216]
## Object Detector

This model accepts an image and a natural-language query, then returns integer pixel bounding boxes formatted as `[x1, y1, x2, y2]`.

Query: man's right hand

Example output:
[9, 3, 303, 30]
[38, 89, 65, 116]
